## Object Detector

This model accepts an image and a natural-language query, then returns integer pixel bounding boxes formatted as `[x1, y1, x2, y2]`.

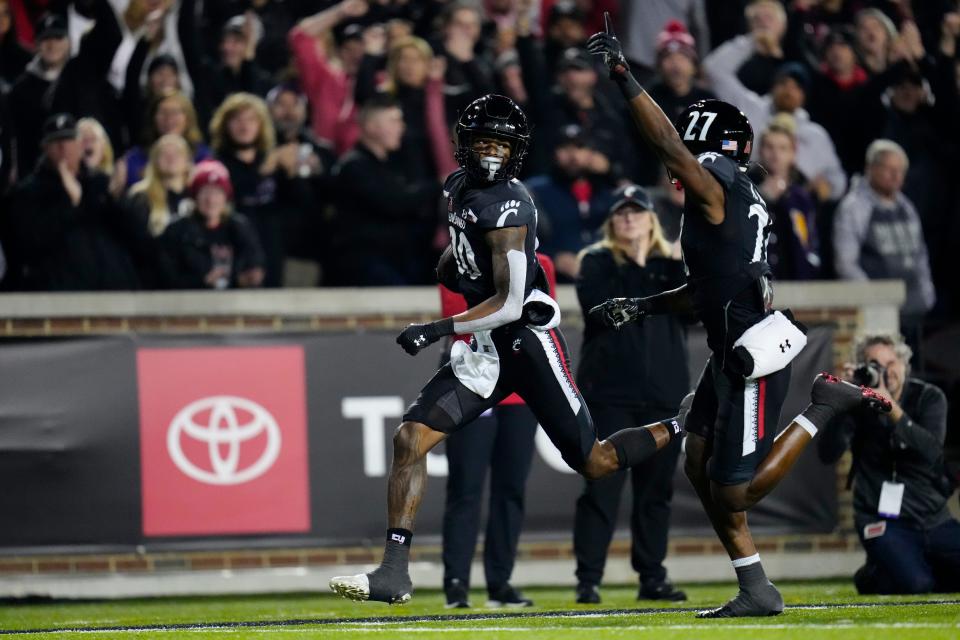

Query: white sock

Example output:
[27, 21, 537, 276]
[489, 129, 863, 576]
[794, 414, 818, 437]
[731, 553, 761, 569]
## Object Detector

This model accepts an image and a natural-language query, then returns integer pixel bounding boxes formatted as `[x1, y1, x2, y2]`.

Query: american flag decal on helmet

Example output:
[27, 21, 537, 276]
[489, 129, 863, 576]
[721, 139, 738, 152]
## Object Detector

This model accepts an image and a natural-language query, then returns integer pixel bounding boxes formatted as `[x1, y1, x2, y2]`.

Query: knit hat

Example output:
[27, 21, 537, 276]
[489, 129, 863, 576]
[190, 160, 233, 200]
[773, 61, 811, 93]
[656, 20, 697, 62]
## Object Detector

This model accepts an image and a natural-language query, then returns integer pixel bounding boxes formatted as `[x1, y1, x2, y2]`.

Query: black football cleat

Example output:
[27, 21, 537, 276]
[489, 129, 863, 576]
[444, 579, 471, 609]
[811, 373, 892, 414]
[638, 580, 687, 602]
[486, 583, 534, 608]
[696, 584, 783, 618]
[575, 583, 601, 604]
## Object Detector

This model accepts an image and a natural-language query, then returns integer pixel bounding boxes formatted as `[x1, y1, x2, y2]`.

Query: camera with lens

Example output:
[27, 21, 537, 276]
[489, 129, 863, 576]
[852, 360, 886, 389]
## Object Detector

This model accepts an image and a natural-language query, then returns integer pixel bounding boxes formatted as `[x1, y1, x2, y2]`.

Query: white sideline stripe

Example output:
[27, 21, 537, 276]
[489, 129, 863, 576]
[319, 623, 960, 633]
[531, 329, 580, 414]
[42, 602, 960, 634]
[64, 622, 960, 635]
[742, 378, 758, 456]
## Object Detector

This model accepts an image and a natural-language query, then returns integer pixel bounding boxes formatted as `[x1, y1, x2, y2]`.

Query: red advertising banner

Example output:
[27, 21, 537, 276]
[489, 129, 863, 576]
[137, 346, 311, 536]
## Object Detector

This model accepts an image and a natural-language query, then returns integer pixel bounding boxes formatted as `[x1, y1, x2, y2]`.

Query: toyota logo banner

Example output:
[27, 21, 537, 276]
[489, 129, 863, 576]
[0, 328, 837, 551]
[137, 347, 310, 537]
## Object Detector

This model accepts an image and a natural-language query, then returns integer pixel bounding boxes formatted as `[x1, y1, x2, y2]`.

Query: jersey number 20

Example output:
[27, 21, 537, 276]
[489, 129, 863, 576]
[449, 226, 481, 279]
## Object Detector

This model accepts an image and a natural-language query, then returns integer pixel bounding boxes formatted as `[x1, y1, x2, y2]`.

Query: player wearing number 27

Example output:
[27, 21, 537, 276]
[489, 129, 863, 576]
[587, 15, 893, 618]
[330, 93, 700, 606]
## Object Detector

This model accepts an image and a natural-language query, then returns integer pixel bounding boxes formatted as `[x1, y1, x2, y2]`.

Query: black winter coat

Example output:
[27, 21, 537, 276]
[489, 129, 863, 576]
[575, 246, 690, 411]
[159, 212, 264, 289]
[3, 163, 139, 291]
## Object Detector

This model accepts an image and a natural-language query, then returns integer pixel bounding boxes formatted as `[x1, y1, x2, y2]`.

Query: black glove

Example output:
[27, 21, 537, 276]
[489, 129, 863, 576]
[587, 13, 642, 98]
[396, 318, 454, 356]
[588, 297, 648, 330]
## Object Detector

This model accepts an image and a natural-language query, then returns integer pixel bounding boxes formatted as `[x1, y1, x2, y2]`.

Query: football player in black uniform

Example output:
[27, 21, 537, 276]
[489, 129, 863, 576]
[587, 16, 892, 618]
[330, 94, 691, 606]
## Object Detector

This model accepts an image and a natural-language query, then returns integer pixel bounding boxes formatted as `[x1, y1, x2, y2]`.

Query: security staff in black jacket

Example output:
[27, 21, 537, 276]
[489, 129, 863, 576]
[818, 333, 960, 595]
[572, 185, 689, 604]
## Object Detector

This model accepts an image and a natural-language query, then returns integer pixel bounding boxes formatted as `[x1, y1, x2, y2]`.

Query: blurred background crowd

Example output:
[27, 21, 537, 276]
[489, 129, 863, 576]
[0, 0, 958, 325]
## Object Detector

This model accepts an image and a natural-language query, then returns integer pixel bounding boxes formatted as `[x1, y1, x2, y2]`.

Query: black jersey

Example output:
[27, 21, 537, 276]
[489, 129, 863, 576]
[443, 169, 544, 308]
[680, 152, 773, 357]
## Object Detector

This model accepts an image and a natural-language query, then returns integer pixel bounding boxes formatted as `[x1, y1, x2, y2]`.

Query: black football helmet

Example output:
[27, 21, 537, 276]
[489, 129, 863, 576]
[674, 99, 753, 169]
[455, 94, 531, 183]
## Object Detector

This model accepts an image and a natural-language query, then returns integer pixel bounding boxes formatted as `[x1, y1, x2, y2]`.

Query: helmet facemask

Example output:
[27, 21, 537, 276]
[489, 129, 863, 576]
[456, 130, 527, 183]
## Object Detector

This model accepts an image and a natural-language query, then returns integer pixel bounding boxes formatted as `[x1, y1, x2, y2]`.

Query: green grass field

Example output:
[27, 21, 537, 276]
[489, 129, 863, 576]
[0, 581, 957, 639]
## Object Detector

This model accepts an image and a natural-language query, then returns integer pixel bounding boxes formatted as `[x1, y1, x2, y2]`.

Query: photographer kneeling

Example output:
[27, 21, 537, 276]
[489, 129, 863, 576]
[818, 334, 960, 595]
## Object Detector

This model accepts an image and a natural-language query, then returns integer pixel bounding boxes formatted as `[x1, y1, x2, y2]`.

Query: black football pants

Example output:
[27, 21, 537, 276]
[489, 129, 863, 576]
[573, 403, 682, 587]
[441, 404, 538, 592]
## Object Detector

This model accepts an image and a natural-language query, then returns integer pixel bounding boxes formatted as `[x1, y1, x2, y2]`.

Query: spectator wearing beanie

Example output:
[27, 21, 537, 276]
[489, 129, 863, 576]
[620, 0, 710, 81]
[638, 20, 715, 185]
[159, 159, 264, 290]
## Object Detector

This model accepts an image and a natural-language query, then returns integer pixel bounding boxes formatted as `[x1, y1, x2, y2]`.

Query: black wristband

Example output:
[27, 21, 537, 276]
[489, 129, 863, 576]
[616, 71, 644, 100]
[431, 317, 455, 337]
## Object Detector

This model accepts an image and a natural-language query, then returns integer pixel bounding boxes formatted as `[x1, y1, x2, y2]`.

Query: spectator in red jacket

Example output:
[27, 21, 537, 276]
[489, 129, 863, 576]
[288, 0, 368, 155]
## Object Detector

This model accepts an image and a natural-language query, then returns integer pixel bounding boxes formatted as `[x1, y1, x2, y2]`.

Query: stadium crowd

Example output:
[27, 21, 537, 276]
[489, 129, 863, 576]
[0, 0, 958, 316]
